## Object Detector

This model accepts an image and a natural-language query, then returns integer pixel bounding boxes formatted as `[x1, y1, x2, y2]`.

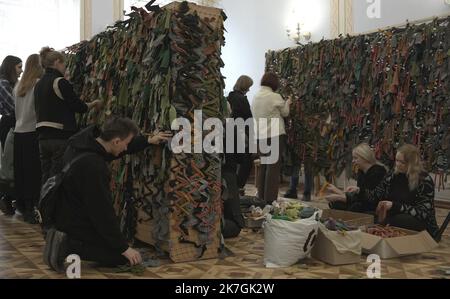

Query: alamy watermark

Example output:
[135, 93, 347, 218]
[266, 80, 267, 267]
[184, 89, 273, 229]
[366, 254, 382, 279]
[367, 0, 381, 19]
[170, 110, 281, 164]
[66, 254, 81, 279]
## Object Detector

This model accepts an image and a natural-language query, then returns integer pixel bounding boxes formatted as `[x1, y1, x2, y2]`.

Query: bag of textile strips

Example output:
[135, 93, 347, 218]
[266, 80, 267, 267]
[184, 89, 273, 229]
[264, 210, 321, 268]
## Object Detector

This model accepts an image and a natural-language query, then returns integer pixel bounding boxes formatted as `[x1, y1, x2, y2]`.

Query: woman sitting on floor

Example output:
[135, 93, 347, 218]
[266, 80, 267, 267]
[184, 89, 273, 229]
[364, 144, 438, 239]
[325, 143, 387, 213]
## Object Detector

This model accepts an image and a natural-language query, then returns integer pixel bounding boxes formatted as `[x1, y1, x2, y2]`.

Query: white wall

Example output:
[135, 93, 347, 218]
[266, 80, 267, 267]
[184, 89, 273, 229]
[87, 0, 450, 101]
[86, 0, 331, 102]
[219, 0, 331, 102]
[353, 0, 450, 34]
[91, 0, 115, 36]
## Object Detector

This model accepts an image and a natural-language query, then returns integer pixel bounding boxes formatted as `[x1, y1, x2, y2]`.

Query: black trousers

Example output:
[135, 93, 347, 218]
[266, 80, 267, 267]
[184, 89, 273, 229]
[39, 139, 68, 184]
[236, 153, 253, 189]
[68, 238, 128, 267]
[222, 170, 244, 239]
[14, 132, 41, 212]
[0, 115, 15, 151]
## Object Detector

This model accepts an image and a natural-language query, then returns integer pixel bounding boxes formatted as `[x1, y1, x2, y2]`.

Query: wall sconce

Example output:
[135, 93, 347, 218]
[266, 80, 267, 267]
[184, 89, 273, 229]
[286, 22, 312, 45]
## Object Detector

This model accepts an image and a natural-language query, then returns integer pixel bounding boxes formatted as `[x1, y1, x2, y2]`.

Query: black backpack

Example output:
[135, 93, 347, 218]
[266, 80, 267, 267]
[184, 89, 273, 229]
[37, 152, 96, 228]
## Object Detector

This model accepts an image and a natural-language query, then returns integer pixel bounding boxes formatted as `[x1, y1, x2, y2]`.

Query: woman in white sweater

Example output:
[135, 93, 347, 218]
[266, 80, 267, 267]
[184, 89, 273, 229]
[251, 72, 291, 205]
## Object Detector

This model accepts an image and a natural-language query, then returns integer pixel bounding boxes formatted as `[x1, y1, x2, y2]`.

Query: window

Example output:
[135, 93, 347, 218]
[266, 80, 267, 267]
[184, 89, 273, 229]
[0, 0, 81, 63]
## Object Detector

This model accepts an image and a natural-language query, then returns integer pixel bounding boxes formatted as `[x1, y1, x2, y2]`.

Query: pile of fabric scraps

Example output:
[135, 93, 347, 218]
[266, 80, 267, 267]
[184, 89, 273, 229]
[322, 218, 358, 233]
[247, 205, 272, 220]
[270, 201, 318, 221]
[115, 247, 161, 276]
[115, 257, 161, 276]
[366, 225, 408, 238]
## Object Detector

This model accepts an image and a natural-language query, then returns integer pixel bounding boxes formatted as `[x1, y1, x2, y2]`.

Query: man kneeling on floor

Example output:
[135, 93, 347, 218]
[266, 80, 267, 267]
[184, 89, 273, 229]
[43, 117, 172, 273]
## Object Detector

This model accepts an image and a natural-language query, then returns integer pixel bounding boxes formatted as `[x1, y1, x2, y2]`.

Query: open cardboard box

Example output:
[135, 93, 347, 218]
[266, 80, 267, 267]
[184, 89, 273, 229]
[361, 226, 438, 259]
[311, 209, 374, 265]
[311, 227, 362, 265]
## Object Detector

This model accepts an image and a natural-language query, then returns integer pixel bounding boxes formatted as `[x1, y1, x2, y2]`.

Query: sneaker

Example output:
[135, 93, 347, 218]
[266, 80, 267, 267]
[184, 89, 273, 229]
[283, 190, 298, 199]
[43, 228, 69, 273]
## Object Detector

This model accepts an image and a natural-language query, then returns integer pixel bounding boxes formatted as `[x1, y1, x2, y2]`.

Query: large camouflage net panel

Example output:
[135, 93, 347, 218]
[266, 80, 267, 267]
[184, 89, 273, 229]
[266, 17, 450, 181]
[66, 1, 227, 262]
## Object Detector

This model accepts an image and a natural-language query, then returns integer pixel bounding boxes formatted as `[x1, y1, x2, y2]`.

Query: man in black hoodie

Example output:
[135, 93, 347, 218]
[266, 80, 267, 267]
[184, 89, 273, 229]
[45, 117, 171, 272]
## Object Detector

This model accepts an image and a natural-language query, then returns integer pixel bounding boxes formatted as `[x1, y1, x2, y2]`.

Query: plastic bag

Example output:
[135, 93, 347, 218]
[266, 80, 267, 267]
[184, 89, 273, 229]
[264, 210, 321, 268]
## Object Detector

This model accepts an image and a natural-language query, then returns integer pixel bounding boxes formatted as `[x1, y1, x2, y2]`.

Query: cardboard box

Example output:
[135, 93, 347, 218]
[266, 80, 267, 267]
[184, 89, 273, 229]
[361, 227, 438, 259]
[321, 209, 374, 228]
[311, 226, 362, 265]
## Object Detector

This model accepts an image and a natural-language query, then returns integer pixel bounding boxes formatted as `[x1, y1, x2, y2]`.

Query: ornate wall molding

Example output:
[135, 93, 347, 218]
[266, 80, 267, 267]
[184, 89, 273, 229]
[80, 0, 92, 40]
[330, 0, 353, 38]
[331, 0, 340, 38]
[113, 0, 125, 21]
[344, 0, 354, 35]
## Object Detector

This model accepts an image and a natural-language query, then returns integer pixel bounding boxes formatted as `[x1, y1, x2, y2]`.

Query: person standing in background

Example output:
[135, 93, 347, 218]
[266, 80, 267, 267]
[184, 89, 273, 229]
[0, 55, 22, 216]
[13, 54, 44, 223]
[0, 55, 22, 149]
[252, 72, 291, 205]
[227, 75, 254, 196]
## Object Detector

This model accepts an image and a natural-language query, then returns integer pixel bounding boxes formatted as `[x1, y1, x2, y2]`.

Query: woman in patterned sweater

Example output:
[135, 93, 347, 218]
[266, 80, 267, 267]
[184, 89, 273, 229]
[365, 144, 439, 239]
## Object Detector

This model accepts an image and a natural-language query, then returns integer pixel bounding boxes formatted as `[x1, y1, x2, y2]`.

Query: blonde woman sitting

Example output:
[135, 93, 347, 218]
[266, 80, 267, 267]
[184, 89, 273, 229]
[325, 143, 387, 213]
[363, 144, 439, 238]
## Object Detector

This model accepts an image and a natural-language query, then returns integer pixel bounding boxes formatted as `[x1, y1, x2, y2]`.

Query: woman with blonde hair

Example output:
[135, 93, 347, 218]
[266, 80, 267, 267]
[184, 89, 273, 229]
[13, 54, 44, 223]
[325, 143, 387, 212]
[364, 144, 439, 238]
[34, 47, 102, 183]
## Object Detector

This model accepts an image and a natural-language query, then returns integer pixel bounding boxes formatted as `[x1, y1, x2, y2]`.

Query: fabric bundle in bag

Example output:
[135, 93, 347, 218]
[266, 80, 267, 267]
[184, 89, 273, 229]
[316, 223, 362, 255]
[264, 210, 321, 268]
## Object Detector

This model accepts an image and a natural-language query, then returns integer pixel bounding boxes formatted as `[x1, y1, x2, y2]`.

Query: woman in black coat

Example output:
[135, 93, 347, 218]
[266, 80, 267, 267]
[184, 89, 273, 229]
[227, 75, 254, 196]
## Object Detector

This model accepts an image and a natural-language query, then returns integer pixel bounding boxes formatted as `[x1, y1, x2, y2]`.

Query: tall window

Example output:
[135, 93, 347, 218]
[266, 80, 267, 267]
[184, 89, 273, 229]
[0, 0, 81, 63]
